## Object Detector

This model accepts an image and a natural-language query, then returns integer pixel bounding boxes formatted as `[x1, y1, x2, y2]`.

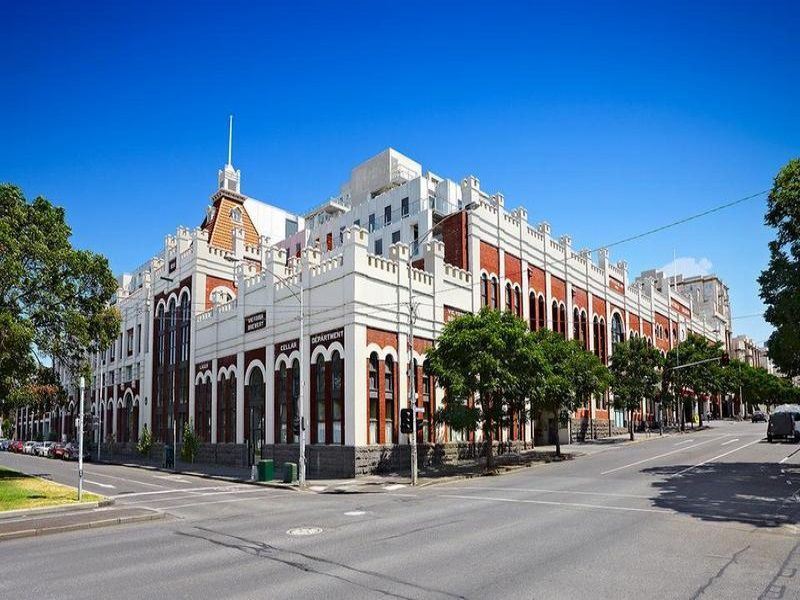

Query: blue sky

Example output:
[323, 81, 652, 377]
[2, 1, 797, 344]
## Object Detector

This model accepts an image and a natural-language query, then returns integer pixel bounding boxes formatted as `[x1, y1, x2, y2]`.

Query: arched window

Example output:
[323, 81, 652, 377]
[573, 308, 581, 341]
[156, 305, 165, 364]
[168, 298, 177, 366]
[580, 311, 588, 349]
[230, 207, 242, 223]
[331, 350, 343, 444]
[538, 295, 546, 330]
[593, 316, 601, 357]
[529, 291, 537, 330]
[552, 300, 559, 332]
[315, 355, 326, 444]
[195, 377, 211, 442]
[480, 274, 488, 307]
[368, 352, 379, 444]
[219, 372, 236, 443]
[291, 358, 300, 443]
[505, 282, 513, 312]
[611, 313, 625, 347]
[490, 277, 499, 309]
[245, 368, 265, 451]
[277, 363, 288, 443]
[559, 304, 566, 336]
[514, 287, 522, 318]
[384, 356, 395, 444]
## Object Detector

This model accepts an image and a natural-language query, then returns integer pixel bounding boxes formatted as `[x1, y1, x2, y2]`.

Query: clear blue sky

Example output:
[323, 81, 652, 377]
[2, 1, 797, 344]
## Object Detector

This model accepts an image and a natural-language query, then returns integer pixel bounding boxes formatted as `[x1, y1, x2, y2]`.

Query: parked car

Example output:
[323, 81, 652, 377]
[61, 443, 90, 461]
[768, 410, 800, 443]
[36, 441, 55, 457]
[51, 443, 65, 459]
[752, 411, 767, 423]
[9, 440, 23, 453]
[0, 439, 9, 451]
[23, 441, 37, 454]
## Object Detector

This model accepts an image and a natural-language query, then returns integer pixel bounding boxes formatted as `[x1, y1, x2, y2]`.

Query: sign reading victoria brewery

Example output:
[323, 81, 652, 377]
[244, 311, 266, 333]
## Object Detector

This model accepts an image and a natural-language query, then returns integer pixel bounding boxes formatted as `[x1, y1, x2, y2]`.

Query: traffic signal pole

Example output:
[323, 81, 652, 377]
[407, 259, 418, 486]
[78, 376, 85, 502]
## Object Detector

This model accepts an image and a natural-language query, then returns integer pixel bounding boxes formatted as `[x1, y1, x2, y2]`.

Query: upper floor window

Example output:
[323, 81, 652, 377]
[611, 313, 625, 346]
[401, 197, 409, 217]
[368, 214, 376, 232]
[384, 205, 392, 226]
[230, 207, 242, 223]
[375, 239, 383, 256]
[392, 230, 401, 244]
[285, 219, 298, 238]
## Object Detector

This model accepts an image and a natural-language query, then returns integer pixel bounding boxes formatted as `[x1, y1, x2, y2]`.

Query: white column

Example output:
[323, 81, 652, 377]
[211, 358, 218, 443]
[235, 351, 245, 444]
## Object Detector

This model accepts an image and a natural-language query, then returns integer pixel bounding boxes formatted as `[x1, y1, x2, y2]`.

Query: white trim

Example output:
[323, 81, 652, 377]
[178, 286, 191, 304]
[217, 364, 238, 381]
[245, 359, 266, 384]
[310, 345, 330, 363]
[194, 370, 212, 385]
[275, 350, 301, 371]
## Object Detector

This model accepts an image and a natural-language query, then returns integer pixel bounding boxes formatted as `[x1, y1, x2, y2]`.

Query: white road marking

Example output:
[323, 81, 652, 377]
[780, 456, 790, 464]
[720, 438, 740, 446]
[674, 439, 694, 445]
[601, 436, 727, 475]
[122, 488, 267, 505]
[165, 497, 260, 510]
[116, 485, 241, 498]
[441, 494, 670, 515]
[344, 511, 366, 516]
[443, 486, 652, 499]
[674, 439, 761, 476]
[308, 485, 327, 492]
[84, 480, 115, 489]
[81, 471, 166, 488]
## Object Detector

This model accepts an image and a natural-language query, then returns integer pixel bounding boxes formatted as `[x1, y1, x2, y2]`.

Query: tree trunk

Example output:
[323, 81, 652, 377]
[554, 405, 561, 457]
[484, 397, 495, 473]
[629, 408, 634, 441]
[698, 398, 704, 429]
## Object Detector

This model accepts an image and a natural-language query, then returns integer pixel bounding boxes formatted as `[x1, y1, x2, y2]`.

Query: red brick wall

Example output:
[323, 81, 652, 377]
[630, 313, 641, 332]
[572, 286, 588, 311]
[643, 320, 653, 339]
[480, 241, 500, 275]
[592, 296, 606, 317]
[655, 313, 670, 351]
[528, 266, 546, 295]
[551, 276, 566, 303]
[414, 337, 433, 355]
[205, 275, 235, 309]
[367, 327, 398, 350]
[504, 252, 522, 285]
[442, 212, 469, 270]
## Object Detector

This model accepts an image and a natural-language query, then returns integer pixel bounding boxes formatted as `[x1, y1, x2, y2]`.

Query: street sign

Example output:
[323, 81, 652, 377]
[413, 406, 425, 414]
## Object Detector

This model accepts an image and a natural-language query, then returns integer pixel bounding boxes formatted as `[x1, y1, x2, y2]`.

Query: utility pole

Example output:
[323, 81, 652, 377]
[78, 376, 85, 502]
[298, 265, 306, 487]
[407, 262, 418, 486]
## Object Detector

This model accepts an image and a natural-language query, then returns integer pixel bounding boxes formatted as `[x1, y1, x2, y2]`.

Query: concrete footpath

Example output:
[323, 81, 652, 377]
[0, 503, 164, 541]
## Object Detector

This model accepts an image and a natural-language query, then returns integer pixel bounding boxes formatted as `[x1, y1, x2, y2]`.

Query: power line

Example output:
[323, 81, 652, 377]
[589, 189, 769, 253]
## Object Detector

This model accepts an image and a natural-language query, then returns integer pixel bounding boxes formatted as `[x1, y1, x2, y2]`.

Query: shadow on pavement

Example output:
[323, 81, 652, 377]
[641, 459, 800, 528]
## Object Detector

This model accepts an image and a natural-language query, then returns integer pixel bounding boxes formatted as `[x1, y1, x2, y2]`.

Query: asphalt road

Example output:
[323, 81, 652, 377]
[2, 420, 799, 600]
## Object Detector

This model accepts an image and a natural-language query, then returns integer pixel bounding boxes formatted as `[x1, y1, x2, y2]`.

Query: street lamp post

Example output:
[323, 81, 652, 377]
[78, 376, 85, 502]
[406, 203, 475, 485]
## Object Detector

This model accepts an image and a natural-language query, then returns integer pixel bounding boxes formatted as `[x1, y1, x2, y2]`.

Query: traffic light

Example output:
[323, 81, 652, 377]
[400, 408, 414, 434]
[720, 352, 730, 366]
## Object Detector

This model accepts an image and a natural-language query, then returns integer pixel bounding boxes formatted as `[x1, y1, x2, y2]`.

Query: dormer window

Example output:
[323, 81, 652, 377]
[230, 207, 242, 223]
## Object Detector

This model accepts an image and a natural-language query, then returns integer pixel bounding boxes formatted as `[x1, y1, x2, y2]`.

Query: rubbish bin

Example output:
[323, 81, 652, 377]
[282, 462, 297, 483]
[257, 459, 274, 482]
[164, 444, 174, 469]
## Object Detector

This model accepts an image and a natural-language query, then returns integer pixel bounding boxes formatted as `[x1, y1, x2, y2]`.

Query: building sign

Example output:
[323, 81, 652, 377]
[311, 328, 344, 351]
[244, 311, 266, 333]
[196, 361, 211, 372]
[609, 277, 625, 295]
[275, 338, 299, 357]
[168, 258, 177, 273]
[444, 305, 467, 323]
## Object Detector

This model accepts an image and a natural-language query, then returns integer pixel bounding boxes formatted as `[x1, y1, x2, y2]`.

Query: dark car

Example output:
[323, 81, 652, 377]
[62, 443, 92, 461]
[767, 411, 800, 443]
[51, 443, 65, 459]
[752, 411, 767, 423]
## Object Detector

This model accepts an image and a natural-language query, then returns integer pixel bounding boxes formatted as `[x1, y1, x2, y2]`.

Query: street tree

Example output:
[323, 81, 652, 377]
[426, 307, 545, 472]
[528, 330, 601, 457]
[609, 337, 664, 440]
[663, 334, 724, 429]
[568, 346, 611, 440]
[0, 184, 120, 422]
[759, 158, 800, 377]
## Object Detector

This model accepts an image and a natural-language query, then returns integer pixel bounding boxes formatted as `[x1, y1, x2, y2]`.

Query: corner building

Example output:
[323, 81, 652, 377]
[47, 148, 731, 477]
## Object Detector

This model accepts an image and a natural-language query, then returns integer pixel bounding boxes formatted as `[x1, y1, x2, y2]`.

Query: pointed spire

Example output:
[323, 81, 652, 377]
[227, 114, 233, 167]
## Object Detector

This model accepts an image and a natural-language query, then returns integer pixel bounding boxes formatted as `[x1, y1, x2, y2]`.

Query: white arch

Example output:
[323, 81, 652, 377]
[209, 285, 236, 304]
[327, 341, 345, 360]
[117, 397, 125, 408]
[166, 292, 179, 309]
[275, 350, 301, 371]
[123, 388, 134, 402]
[245, 359, 266, 384]
[217, 364, 238, 381]
[310, 345, 331, 363]
[155, 298, 167, 314]
[365, 343, 398, 361]
[178, 286, 191, 304]
[194, 369, 212, 385]
[132, 395, 141, 407]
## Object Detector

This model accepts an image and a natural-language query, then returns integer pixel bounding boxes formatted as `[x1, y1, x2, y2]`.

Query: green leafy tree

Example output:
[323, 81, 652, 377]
[759, 159, 800, 377]
[609, 337, 663, 440]
[180, 421, 200, 463]
[0, 184, 121, 420]
[663, 334, 725, 429]
[136, 424, 153, 457]
[427, 308, 545, 471]
[528, 330, 601, 457]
